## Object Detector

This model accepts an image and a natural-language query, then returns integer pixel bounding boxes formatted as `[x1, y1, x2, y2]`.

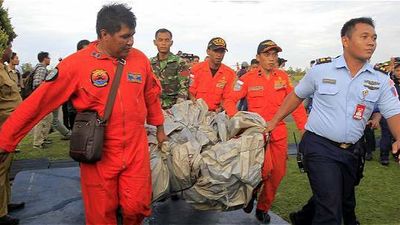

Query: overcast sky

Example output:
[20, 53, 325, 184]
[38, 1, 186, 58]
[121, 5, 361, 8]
[3, 0, 400, 69]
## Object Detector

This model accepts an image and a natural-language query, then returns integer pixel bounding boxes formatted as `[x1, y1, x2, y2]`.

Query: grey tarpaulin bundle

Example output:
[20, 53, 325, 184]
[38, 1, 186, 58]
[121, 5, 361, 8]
[147, 99, 267, 211]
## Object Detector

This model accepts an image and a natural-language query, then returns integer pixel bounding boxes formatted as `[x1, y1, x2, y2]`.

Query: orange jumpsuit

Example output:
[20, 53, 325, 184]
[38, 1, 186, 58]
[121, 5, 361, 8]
[0, 42, 164, 225]
[224, 66, 307, 212]
[189, 61, 236, 111]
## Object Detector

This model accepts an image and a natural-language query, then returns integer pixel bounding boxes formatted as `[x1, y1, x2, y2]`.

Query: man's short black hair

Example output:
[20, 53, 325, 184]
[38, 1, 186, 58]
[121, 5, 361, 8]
[11, 52, 17, 60]
[155, 28, 172, 39]
[77, 39, 90, 51]
[37, 51, 49, 62]
[96, 3, 136, 38]
[250, 58, 259, 65]
[341, 17, 375, 38]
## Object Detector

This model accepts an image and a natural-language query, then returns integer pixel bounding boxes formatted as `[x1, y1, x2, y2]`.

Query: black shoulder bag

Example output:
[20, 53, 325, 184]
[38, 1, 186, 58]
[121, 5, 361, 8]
[69, 59, 125, 163]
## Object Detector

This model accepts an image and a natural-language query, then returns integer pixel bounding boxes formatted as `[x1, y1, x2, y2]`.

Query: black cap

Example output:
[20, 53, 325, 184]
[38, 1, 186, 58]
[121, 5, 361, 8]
[207, 37, 228, 51]
[257, 40, 282, 54]
[278, 57, 287, 66]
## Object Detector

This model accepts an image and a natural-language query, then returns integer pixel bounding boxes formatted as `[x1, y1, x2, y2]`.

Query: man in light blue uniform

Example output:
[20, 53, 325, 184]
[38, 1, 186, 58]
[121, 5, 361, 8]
[266, 17, 400, 225]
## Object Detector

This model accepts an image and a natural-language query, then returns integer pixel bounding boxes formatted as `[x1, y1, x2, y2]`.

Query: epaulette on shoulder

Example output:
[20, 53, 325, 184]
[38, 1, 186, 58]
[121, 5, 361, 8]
[315, 57, 332, 65]
[374, 62, 390, 75]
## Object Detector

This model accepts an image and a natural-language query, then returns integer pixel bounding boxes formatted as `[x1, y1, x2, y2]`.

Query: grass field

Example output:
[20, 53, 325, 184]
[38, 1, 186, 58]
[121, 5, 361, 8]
[15, 123, 400, 225]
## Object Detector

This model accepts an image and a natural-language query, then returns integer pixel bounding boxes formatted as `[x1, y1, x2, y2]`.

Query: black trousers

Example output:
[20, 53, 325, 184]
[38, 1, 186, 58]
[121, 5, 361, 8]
[379, 118, 392, 161]
[62, 101, 76, 129]
[363, 126, 375, 155]
[295, 131, 358, 225]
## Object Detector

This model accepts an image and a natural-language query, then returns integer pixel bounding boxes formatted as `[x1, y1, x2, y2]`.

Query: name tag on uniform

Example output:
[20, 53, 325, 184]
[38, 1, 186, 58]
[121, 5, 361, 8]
[322, 78, 336, 84]
[353, 104, 366, 120]
[248, 86, 264, 91]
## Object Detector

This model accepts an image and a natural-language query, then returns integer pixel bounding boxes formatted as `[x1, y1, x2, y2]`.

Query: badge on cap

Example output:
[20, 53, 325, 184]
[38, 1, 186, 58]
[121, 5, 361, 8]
[45, 68, 58, 82]
[91, 69, 109, 87]
[212, 38, 226, 47]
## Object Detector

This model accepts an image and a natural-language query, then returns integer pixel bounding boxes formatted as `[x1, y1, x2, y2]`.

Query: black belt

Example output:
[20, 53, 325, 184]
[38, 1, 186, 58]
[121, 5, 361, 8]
[306, 131, 355, 149]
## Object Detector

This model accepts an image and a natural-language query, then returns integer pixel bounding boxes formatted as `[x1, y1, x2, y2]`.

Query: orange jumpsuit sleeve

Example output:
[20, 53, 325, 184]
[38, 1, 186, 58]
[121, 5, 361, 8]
[0, 60, 79, 152]
[223, 77, 248, 117]
[144, 61, 164, 126]
[284, 75, 307, 130]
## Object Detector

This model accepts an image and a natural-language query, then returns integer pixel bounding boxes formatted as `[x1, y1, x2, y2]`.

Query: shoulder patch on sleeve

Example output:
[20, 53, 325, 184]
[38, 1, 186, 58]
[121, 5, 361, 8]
[233, 79, 244, 91]
[315, 57, 332, 65]
[373, 62, 390, 75]
[45, 68, 58, 82]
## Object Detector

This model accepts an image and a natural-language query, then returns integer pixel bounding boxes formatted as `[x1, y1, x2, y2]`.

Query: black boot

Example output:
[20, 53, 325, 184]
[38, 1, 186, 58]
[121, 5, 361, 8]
[255, 209, 271, 224]
[8, 202, 25, 212]
[0, 215, 19, 225]
[243, 194, 256, 213]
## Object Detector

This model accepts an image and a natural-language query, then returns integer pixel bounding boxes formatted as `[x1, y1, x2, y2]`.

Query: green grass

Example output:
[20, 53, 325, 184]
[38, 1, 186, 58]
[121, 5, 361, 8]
[15, 132, 69, 160]
[272, 145, 400, 225]
[15, 125, 400, 224]
[285, 119, 302, 145]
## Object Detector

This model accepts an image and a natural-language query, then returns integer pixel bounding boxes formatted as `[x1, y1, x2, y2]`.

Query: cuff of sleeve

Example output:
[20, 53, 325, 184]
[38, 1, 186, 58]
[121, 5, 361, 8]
[0, 143, 16, 153]
[382, 109, 400, 120]
[294, 87, 307, 99]
[147, 115, 164, 126]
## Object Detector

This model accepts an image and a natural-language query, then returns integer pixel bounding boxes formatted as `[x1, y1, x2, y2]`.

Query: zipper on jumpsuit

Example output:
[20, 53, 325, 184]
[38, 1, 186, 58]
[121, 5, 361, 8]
[118, 84, 127, 170]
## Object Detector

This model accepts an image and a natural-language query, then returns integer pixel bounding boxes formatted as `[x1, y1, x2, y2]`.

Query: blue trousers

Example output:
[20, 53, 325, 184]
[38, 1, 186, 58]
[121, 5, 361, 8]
[298, 131, 359, 225]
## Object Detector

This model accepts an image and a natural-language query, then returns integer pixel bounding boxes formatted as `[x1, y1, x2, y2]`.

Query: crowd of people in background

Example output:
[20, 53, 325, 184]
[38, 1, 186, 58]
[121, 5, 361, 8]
[6, 43, 399, 166]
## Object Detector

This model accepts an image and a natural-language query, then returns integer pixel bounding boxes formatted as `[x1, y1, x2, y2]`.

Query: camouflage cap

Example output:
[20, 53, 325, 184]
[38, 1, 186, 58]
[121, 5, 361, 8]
[207, 37, 228, 51]
[257, 40, 282, 54]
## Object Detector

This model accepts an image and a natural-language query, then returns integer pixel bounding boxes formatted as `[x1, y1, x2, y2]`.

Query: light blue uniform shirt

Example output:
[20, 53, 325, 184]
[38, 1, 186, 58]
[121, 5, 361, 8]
[295, 55, 400, 143]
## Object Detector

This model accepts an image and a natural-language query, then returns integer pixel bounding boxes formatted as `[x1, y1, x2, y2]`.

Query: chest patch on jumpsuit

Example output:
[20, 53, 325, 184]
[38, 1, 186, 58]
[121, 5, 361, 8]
[216, 79, 227, 88]
[127, 72, 142, 83]
[91, 69, 109, 87]
[274, 77, 286, 89]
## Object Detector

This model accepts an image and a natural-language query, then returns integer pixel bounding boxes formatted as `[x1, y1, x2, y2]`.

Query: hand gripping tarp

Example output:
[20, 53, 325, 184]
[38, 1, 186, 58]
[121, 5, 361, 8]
[147, 99, 267, 211]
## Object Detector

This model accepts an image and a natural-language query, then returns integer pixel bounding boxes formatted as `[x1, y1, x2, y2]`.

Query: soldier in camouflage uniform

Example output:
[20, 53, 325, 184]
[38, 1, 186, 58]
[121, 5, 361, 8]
[150, 28, 189, 109]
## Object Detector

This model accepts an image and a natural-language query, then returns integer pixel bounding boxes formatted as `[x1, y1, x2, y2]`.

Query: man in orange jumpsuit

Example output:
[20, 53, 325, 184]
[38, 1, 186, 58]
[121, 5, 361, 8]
[0, 4, 166, 225]
[224, 40, 307, 223]
[189, 37, 236, 112]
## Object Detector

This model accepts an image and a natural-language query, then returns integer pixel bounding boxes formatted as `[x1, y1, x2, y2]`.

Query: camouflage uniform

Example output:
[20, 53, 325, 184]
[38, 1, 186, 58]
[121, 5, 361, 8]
[150, 52, 189, 109]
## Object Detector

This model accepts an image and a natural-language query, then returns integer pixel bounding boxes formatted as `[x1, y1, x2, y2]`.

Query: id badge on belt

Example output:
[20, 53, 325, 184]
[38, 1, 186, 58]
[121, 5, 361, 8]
[353, 90, 368, 120]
